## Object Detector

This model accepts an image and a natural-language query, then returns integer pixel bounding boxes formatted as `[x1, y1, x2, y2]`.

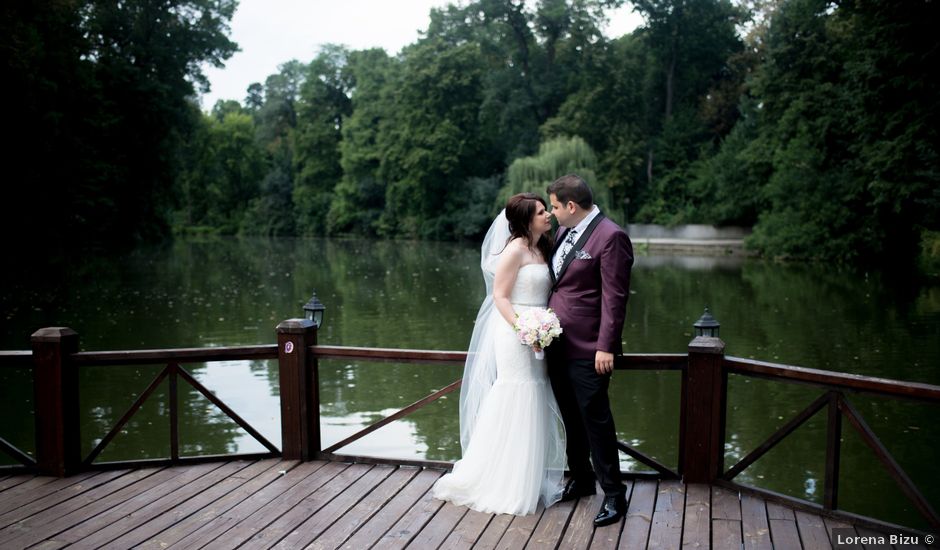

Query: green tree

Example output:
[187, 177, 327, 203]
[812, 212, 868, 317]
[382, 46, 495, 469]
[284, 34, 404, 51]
[236, 60, 307, 236]
[497, 136, 618, 224]
[292, 45, 353, 235]
[834, 0, 940, 261]
[329, 48, 395, 235]
[542, 33, 650, 222]
[241, 166, 295, 236]
[180, 112, 266, 234]
[375, 39, 496, 238]
[687, 98, 770, 226]
[630, 0, 744, 222]
[743, 0, 939, 262]
[213, 112, 267, 232]
[254, 60, 305, 150]
[176, 109, 218, 231]
[1, 0, 237, 251]
[211, 99, 245, 121]
[245, 82, 264, 112]
[425, 0, 622, 164]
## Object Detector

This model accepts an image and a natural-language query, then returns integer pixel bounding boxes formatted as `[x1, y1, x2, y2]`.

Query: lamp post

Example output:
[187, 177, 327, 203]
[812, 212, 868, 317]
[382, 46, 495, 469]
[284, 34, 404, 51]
[683, 306, 726, 483]
[303, 292, 326, 329]
[277, 291, 326, 460]
[693, 307, 720, 338]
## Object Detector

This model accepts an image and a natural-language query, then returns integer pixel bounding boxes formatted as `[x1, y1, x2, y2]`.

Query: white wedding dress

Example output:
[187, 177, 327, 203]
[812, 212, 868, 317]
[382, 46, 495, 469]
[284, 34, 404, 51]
[432, 263, 566, 515]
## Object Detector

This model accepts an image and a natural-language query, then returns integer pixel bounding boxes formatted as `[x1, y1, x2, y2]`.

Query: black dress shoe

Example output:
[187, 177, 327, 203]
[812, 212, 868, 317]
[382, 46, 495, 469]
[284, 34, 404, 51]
[593, 495, 627, 527]
[560, 478, 597, 502]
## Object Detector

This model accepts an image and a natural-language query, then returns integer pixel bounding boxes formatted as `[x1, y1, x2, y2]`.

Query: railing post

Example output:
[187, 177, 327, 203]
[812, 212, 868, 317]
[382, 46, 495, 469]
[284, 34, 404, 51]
[824, 391, 842, 510]
[681, 335, 727, 483]
[276, 318, 320, 460]
[31, 327, 81, 476]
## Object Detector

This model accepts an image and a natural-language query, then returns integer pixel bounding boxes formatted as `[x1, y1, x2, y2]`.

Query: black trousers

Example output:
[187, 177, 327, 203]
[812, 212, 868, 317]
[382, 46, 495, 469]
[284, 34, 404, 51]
[549, 358, 624, 497]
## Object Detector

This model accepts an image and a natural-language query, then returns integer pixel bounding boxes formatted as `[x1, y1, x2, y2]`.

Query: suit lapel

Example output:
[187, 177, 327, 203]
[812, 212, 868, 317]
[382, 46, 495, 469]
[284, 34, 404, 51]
[554, 214, 605, 285]
[549, 226, 568, 285]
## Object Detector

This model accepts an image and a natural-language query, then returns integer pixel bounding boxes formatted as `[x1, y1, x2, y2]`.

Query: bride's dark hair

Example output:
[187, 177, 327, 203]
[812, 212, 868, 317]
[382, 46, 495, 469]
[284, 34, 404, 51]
[504, 193, 554, 263]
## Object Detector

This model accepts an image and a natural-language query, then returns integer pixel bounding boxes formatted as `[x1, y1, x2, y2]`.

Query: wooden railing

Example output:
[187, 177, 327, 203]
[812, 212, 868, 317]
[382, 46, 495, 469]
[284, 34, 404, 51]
[0, 351, 36, 468]
[307, 344, 466, 470]
[0, 321, 480, 474]
[720, 355, 940, 532]
[1, 323, 937, 534]
[19, 328, 285, 475]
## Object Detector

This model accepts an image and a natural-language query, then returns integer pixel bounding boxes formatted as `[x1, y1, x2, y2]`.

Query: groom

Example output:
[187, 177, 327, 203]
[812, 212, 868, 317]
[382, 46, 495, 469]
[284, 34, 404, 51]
[546, 174, 634, 527]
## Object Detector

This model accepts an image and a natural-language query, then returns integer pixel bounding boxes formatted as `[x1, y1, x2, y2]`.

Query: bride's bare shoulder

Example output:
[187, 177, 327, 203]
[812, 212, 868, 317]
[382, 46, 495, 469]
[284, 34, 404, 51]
[500, 238, 528, 260]
[495, 238, 527, 269]
[505, 237, 527, 251]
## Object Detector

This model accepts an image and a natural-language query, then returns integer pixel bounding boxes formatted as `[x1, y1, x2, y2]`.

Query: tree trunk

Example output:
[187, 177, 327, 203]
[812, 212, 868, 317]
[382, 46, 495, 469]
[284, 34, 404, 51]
[506, 1, 543, 122]
[665, 52, 676, 120]
[665, 3, 682, 120]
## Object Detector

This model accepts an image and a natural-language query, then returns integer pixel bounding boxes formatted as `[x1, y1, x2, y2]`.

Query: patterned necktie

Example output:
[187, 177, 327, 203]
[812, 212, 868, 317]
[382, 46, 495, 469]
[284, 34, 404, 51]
[554, 229, 578, 277]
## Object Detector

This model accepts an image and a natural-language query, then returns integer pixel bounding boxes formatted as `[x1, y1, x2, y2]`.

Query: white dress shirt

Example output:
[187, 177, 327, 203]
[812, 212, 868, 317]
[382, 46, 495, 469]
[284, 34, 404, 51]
[553, 205, 601, 277]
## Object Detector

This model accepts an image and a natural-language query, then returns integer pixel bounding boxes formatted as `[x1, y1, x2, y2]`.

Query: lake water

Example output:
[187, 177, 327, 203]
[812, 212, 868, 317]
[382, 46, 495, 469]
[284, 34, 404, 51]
[0, 237, 937, 529]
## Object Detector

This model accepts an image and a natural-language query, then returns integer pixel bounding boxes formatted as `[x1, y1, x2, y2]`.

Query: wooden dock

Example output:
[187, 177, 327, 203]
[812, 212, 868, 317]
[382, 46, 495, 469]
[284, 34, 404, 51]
[0, 458, 914, 549]
[3, 327, 937, 547]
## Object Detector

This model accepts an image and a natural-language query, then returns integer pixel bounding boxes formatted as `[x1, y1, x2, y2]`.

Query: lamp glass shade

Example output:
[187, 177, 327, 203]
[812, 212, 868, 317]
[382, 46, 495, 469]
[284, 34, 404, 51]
[693, 308, 720, 338]
[303, 293, 326, 328]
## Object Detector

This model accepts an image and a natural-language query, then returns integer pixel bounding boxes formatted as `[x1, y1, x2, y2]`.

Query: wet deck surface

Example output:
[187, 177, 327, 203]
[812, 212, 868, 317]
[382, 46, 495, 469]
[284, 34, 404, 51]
[0, 459, 915, 549]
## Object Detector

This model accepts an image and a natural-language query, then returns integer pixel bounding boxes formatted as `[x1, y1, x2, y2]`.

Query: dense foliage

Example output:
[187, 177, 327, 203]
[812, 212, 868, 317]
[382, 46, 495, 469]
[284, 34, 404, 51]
[1, 0, 237, 250]
[4, 0, 938, 264]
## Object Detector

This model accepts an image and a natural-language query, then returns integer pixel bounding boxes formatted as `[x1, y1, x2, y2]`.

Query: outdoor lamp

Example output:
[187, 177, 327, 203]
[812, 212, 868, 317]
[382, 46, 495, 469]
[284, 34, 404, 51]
[303, 292, 326, 329]
[694, 307, 720, 338]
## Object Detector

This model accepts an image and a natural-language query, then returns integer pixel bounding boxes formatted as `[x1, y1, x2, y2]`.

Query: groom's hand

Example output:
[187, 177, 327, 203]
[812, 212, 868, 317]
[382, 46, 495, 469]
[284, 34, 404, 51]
[595, 351, 614, 375]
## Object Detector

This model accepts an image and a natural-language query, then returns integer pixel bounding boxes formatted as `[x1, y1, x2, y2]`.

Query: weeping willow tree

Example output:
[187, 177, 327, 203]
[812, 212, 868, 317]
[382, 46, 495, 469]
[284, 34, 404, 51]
[497, 136, 620, 225]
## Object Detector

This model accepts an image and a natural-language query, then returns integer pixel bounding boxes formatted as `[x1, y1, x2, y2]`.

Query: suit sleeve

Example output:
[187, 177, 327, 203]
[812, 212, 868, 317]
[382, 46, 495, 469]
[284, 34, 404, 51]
[597, 228, 634, 353]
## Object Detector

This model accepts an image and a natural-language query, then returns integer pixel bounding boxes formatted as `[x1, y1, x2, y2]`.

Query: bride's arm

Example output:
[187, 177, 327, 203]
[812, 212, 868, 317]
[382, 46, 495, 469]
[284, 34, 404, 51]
[492, 240, 524, 327]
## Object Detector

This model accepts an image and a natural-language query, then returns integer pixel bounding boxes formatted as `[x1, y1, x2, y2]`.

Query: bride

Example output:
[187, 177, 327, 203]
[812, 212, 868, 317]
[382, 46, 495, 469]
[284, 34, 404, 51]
[432, 193, 566, 515]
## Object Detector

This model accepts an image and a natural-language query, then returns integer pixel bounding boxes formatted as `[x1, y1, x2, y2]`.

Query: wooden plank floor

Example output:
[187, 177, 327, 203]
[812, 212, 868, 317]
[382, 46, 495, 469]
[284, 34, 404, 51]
[0, 460, 913, 549]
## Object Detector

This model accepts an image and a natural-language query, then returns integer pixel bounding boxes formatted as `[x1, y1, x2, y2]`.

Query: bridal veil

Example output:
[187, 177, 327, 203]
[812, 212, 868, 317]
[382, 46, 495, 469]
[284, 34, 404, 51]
[457, 209, 509, 452]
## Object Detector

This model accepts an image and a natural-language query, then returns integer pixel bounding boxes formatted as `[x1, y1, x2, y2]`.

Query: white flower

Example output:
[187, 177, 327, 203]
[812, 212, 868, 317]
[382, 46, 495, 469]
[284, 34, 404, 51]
[513, 308, 563, 349]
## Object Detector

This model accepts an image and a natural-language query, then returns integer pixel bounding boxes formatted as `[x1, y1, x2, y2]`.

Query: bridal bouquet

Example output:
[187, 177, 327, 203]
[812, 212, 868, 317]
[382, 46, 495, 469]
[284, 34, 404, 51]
[514, 308, 563, 360]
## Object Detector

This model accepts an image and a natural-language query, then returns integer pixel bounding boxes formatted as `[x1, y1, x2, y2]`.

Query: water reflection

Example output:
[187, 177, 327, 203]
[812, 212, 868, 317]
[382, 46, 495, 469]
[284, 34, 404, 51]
[636, 254, 746, 270]
[0, 236, 937, 529]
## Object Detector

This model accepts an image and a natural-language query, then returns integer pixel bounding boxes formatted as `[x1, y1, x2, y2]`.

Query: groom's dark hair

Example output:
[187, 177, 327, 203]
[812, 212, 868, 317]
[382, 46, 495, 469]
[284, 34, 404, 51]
[547, 174, 593, 210]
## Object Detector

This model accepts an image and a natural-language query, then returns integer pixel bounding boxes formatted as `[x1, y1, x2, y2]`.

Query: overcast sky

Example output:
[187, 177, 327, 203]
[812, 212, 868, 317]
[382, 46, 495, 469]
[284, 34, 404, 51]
[200, 0, 644, 110]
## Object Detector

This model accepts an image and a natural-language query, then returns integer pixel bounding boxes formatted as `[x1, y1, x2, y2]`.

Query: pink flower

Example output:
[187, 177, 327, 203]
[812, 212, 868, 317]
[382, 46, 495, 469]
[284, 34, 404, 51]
[513, 308, 563, 350]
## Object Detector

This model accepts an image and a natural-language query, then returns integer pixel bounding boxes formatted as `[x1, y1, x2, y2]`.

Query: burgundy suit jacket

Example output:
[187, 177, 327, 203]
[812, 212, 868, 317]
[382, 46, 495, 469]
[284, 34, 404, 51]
[547, 216, 634, 361]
